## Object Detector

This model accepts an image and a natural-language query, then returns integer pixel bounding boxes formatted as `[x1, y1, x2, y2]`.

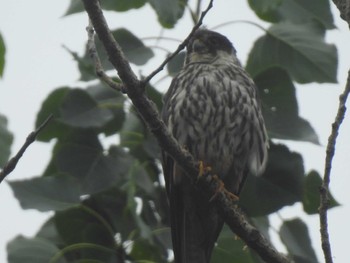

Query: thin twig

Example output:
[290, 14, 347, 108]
[86, 20, 125, 92]
[319, 70, 350, 263]
[0, 114, 53, 184]
[81, 0, 290, 262]
[141, 0, 214, 86]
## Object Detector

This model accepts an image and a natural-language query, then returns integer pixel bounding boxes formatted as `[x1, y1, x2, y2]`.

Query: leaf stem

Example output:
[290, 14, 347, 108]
[49, 243, 115, 263]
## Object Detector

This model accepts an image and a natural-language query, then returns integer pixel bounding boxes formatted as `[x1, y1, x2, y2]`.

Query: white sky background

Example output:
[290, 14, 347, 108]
[0, 0, 349, 262]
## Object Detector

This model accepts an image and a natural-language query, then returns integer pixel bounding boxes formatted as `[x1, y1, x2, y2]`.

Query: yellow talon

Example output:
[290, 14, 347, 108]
[209, 175, 239, 202]
[197, 161, 204, 184]
[197, 161, 212, 184]
[198, 161, 212, 177]
[199, 161, 204, 177]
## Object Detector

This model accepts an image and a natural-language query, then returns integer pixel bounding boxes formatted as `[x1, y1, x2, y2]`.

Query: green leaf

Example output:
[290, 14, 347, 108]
[37, 87, 125, 139]
[280, 218, 318, 263]
[55, 206, 113, 245]
[240, 143, 304, 216]
[134, 163, 156, 195]
[120, 109, 161, 162]
[248, 0, 335, 29]
[212, 225, 256, 263]
[125, 162, 153, 240]
[303, 170, 340, 214]
[277, 0, 335, 29]
[167, 51, 185, 76]
[0, 33, 5, 77]
[65, 47, 96, 82]
[55, 132, 131, 194]
[77, 27, 154, 80]
[246, 22, 338, 83]
[76, 28, 154, 80]
[7, 236, 66, 263]
[8, 174, 80, 212]
[248, 0, 282, 22]
[141, 202, 172, 249]
[101, 0, 146, 11]
[88, 28, 154, 71]
[111, 28, 154, 65]
[251, 216, 270, 240]
[86, 82, 126, 135]
[64, 0, 146, 16]
[148, 0, 187, 28]
[35, 87, 72, 142]
[63, 1, 84, 16]
[54, 206, 117, 261]
[59, 89, 114, 129]
[83, 187, 137, 241]
[36, 218, 63, 245]
[255, 67, 319, 143]
[129, 238, 164, 262]
[120, 110, 146, 149]
[146, 84, 164, 111]
[0, 113, 13, 167]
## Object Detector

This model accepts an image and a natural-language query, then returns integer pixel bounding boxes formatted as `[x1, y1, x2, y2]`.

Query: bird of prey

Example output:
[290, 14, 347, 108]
[161, 29, 269, 263]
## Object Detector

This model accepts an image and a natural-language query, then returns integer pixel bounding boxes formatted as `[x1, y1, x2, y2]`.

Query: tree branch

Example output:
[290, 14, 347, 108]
[81, 0, 290, 262]
[86, 20, 125, 92]
[0, 114, 53, 184]
[322, 3, 350, 262]
[319, 70, 350, 263]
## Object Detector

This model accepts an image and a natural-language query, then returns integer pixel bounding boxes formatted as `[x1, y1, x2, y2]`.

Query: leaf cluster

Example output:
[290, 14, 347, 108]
[1, 0, 340, 262]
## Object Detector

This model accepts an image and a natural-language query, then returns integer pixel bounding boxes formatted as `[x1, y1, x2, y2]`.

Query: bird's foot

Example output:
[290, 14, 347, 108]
[209, 175, 239, 202]
[197, 161, 212, 181]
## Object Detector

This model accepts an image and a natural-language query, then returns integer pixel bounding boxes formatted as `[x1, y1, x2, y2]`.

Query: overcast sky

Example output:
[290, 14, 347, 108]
[0, 1, 350, 262]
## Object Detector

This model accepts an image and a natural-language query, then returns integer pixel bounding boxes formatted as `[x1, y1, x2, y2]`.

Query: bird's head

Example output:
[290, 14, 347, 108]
[185, 29, 239, 65]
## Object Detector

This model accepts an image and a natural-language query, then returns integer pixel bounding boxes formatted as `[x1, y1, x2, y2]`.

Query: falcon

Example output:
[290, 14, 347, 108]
[161, 29, 269, 263]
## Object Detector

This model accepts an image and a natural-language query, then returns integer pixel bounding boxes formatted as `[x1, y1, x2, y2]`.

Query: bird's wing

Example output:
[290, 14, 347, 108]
[223, 66, 269, 178]
[161, 152, 224, 263]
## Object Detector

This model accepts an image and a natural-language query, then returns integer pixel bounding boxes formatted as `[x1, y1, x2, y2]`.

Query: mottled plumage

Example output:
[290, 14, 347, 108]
[161, 29, 269, 263]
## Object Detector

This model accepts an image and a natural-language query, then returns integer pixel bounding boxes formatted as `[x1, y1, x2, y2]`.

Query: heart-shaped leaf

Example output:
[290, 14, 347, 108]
[59, 89, 114, 129]
[7, 236, 66, 263]
[148, 0, 187, 28]
[212, 225, 257, 263]
[248, 0, 282, 22]
[248, 0, 335, 29]
[167, 51, 185, 76]
[255, 67, 319, 143]
[303, 170, 340, 214]
[280, 218, 318, 263]
[240, 143, 304, 216]
[8, 174, 80, 212]
[276, 0, 335, 29]
[54, 206, 117, 261]
[246, 22, 337, 83]
[55, 134, 131, 194]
